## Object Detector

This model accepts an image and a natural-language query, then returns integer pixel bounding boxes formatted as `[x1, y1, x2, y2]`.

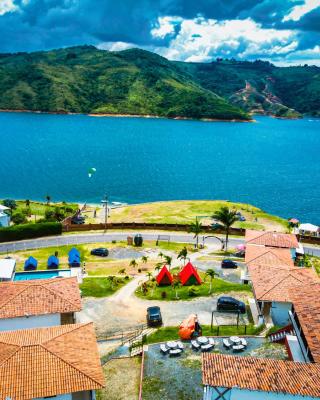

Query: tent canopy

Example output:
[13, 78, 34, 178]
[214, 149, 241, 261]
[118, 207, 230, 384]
[24, 256, 38, 267]
[299, 223, 319, 232]
[179, 314, 197, 340]
[47, 255, 59, 267]
[179, 262, 202, 286]
[156, 266, 173, 286]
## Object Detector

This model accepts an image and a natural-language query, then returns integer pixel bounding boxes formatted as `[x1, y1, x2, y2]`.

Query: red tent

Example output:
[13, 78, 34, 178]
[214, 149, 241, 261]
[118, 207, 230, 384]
[156, 266, 173, 286]
[179, 262, 202, 286]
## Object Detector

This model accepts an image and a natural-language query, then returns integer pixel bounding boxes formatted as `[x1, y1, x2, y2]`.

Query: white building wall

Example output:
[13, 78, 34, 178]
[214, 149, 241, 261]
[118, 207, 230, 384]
[270, 301, 291, 326]
[0, 313, 60, 331]
[0, 213, 10, 227]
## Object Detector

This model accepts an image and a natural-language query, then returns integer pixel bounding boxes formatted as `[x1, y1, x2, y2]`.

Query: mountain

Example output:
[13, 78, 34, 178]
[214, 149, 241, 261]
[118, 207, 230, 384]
[177, 59, 320, 117]
[0, 46, 319, 120]
[0, 46, 249, 121]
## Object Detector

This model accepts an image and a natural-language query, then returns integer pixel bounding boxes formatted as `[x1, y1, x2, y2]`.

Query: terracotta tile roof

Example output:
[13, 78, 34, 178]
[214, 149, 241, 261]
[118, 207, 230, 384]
[0, 277, 82, 319]
[0, 323, 105, 399]
[202, 353, 320, 397]
[245, 245, 294, 267]
[291, 283, 320, 363]
[248, 263, 318, 302]
[245, 229, 299, 248]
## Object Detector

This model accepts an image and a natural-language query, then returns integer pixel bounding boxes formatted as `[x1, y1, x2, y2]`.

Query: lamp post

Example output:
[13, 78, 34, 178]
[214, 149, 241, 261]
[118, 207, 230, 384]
[101, 194, 108, 232]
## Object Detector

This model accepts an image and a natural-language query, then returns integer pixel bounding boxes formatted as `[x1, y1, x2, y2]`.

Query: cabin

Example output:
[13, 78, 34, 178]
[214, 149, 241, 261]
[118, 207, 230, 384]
[0, 323, 105, 400]
[0, 277, 82, 331]
[156, 266, 173, 286]
[248, 262, 318, 326]
[202, 353, 320, 400]
[47, 255, 59, 269]
[0, 258, 16, 282]
[68, 247, 81, 267]
[24, 256, 38, 271]
[179, 262, 202, 286]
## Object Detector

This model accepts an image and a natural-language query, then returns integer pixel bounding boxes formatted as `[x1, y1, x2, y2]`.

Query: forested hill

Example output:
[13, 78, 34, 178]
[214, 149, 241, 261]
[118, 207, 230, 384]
[0, 46, 319, 119]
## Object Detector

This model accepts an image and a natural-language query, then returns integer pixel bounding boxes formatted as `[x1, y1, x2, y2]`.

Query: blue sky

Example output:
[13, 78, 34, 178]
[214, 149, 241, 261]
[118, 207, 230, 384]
[0, 0, 319, 65]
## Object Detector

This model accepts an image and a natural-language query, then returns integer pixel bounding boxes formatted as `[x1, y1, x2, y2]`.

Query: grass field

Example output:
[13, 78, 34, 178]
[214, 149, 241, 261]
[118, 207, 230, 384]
[109, 200, 288, 231]
[135, 271, 252, 301]
[79, 276, 131, 297]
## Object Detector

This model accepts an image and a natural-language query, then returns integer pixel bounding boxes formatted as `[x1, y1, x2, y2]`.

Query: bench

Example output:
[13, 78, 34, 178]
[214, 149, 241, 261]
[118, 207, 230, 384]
[169, 349, 183, 356]
[223, 339, 232, 349]
[177, 341, 184, 350]
[233, 344, 245, 352]
[191, 340, 201, 350]
[240, 338, 248, 347]
[160, 344, 169, 354]
[201, 344, 214, 352]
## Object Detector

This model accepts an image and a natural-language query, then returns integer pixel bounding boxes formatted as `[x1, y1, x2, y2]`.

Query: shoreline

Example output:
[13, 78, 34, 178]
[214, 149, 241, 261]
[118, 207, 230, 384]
[0, 108, 253, 123]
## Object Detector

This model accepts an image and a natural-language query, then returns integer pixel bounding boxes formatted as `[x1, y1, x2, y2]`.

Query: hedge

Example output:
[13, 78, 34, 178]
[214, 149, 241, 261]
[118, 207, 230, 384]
[0, 222, 62, 242]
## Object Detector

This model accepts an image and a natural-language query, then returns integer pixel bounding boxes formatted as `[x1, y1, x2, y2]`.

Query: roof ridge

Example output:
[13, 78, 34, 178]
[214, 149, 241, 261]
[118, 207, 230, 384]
[0, 285, 30, 311]
[260, 271, 303, 298]
[41, 322, 92, 345]
[0, 343, 21, 368]
[247, 231, 267, 243]
[42, 278, 80, 309]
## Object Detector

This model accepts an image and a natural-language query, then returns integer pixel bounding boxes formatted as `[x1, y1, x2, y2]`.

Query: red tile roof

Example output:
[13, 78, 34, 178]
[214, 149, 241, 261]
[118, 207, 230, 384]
[0, 277, 82, 319]
[245, 229, 298, 248]
[248, 264, 318, 302]
[291, 283, 320, 363]
[245, 245, 294, 267]
[0, 323, 104, 399]
[202, 353, 320, 397]
[179, 262, 202, 285]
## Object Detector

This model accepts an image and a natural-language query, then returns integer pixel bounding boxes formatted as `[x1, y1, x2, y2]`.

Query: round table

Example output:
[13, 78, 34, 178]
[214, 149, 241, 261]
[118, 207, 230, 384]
[197, 336, 209, 345]
[230, 336, 241, 344]
[166, 341, 178, 349]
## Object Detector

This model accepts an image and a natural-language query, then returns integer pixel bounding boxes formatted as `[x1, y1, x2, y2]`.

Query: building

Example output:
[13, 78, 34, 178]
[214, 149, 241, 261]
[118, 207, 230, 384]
[202, 353, 320, 400]
[0, 322, 105, 400]
[248, 262, 318, 326]
[245, 245, 294, 267]
[0, 204, 10, 227]
[295, 223, 320, 237]
[0, 258, 16, 281]
[245, 229, 299, 249]
[0, 277, 82, 331]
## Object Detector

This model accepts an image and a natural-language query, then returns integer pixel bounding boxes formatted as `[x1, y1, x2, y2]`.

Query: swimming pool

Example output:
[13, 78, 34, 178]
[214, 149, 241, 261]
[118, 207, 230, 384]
[13, 269, 71, 281]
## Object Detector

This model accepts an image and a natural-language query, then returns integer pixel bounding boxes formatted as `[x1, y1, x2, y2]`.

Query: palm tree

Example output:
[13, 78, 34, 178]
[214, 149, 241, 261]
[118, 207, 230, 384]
[141, 255, 149, 264]
[172, 279, 181, 300]
[146, 271, 153, 281]
[45, 195, 51, 205]
[212, 206, 238, 251]
[164, 255, 172, 270]
[155, 264, 162, 274]
[107, 275, 115, 290]
[158, 251, 164, 260]
[189, 219, 202, 248]
[205, 269, 219, 294]
[129, 259, 138, 269]
[177, 247, 188, 265]
[118, 268, 126, 275]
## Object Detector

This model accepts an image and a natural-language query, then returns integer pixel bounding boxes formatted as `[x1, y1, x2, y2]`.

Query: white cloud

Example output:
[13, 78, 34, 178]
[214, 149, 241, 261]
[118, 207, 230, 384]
[282, 0, 320, 22]
[152, 17, 297, 63]
[0, 0, 18, 16]
[151, 16, 182, 39]
[97, 41, 137, 52]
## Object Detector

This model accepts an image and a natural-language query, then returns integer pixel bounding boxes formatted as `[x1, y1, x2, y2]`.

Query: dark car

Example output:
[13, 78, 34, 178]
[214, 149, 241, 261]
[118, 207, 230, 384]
[217, 296, 246, 314]
[90, 248, 109, 257]
[71, 216, 85, 225]
[221, 259, 238, 268]
[146, 306, 163, 327]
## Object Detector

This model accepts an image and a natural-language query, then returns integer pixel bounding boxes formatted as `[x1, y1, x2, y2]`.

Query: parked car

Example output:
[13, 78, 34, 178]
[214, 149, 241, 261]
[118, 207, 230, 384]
[217, 296, 246, 314]
[146, 306, 163, 327]
[221, 259, 238, 268]
[238, 216, 246, 221]
[234, 251, 245, 258]
[90, 248, 109, 257]
[71, 216, 85, 224]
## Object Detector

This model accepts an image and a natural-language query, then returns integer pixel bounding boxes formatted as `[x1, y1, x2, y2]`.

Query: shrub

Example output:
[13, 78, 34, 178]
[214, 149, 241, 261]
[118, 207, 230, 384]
[138, 268, 142, 273]
[161, 291, 167, 299]
[112, 240, 117, 244]
[188, 286, 198, 297]
[11, 212, 28, 225]
[125, 275, 130, 280]
[0, 222, 62, 242]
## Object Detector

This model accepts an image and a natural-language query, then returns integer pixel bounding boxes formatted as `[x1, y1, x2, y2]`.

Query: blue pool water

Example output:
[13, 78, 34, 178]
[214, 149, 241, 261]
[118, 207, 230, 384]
[0, 112, 319, 223]
[14, 269, 71, 281]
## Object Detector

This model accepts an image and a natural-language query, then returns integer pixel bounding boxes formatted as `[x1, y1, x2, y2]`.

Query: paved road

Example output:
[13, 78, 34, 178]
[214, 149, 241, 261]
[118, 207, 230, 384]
[0, 231, 319, 256]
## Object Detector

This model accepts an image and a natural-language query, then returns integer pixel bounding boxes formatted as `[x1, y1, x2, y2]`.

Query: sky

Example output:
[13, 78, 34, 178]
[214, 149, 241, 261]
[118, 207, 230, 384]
[0, 0, 319, 65]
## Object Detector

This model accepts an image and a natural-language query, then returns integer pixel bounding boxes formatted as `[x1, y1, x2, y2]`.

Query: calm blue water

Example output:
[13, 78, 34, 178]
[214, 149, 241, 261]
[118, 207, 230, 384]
[14, 270, 71, 280]
[0, 112, 319, 223]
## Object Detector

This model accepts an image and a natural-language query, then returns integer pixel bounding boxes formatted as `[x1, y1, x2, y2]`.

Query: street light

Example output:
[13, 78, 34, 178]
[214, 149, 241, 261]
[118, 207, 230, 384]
[101, 194, 108, 232]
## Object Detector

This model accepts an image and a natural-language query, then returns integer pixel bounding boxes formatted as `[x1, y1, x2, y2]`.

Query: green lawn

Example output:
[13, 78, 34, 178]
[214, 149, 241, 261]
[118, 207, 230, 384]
[15, 200, 77, 217]
[79, 277, 131, 297]
[135, 272, 252, 301]
[146, 324, 264, 344]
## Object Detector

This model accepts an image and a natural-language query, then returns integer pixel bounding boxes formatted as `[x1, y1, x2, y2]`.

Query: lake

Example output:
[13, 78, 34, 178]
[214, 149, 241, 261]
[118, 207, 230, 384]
[0, 112, 319, 224]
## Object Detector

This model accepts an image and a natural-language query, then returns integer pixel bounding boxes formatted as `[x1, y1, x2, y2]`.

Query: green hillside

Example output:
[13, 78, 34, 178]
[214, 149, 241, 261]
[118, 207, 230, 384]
[0, 46, 249, 121]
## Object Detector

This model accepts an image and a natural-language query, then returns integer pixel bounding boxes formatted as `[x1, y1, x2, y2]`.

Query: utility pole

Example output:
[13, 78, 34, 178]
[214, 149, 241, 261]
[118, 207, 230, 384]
[101, 194, 108, 232]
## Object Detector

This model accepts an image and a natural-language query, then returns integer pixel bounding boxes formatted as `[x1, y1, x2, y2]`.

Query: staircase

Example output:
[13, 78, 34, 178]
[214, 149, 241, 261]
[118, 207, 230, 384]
[268, 324, 295, 343]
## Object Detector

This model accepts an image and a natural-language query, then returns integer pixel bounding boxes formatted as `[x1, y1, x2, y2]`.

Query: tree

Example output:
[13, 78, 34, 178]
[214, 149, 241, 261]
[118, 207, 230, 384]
[25, 199, 31, 216]
[189, 219, 202, 248]
[45, 195, 51, 205]
[146, 271, 153, 281]
[155, 264, 162, 273]
[158, 251, 164, 260]
[11, 211, 27, 225]
[141, 256, 149, 264]
[205, 269, 219, 294]
[172, 279, 181, 300]
[164, 255, 172, 270]
[2, 199, 17, 215]
[118, 268, 126, 275]
[177, 246, 188, 265]
[107, 275, 115, 290]
[129, 259, 138, 269]
[212, 206, 238, 250]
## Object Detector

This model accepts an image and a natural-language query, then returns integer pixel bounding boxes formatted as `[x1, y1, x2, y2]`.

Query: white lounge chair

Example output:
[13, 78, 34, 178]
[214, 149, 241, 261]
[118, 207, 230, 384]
[169, 348, 182, 356]
[160, 344, 169, 353]
[201, 343, 214, 352]
[191, 340, 201, 350]
[233, 344, 245, 352]
[223, 339, 232, 349]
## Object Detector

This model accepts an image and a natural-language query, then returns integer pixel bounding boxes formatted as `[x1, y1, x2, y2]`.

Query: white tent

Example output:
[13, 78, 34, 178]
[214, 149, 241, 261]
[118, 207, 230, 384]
[0, 259, 16, 281]
[299, 223, 319, 232]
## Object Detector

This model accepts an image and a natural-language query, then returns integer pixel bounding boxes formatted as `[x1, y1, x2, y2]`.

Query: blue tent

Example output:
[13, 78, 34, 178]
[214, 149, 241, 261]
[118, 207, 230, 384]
[24, 256, 38, 271]
[68, 248, 81, 267]
[47, 255, 59, 269]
